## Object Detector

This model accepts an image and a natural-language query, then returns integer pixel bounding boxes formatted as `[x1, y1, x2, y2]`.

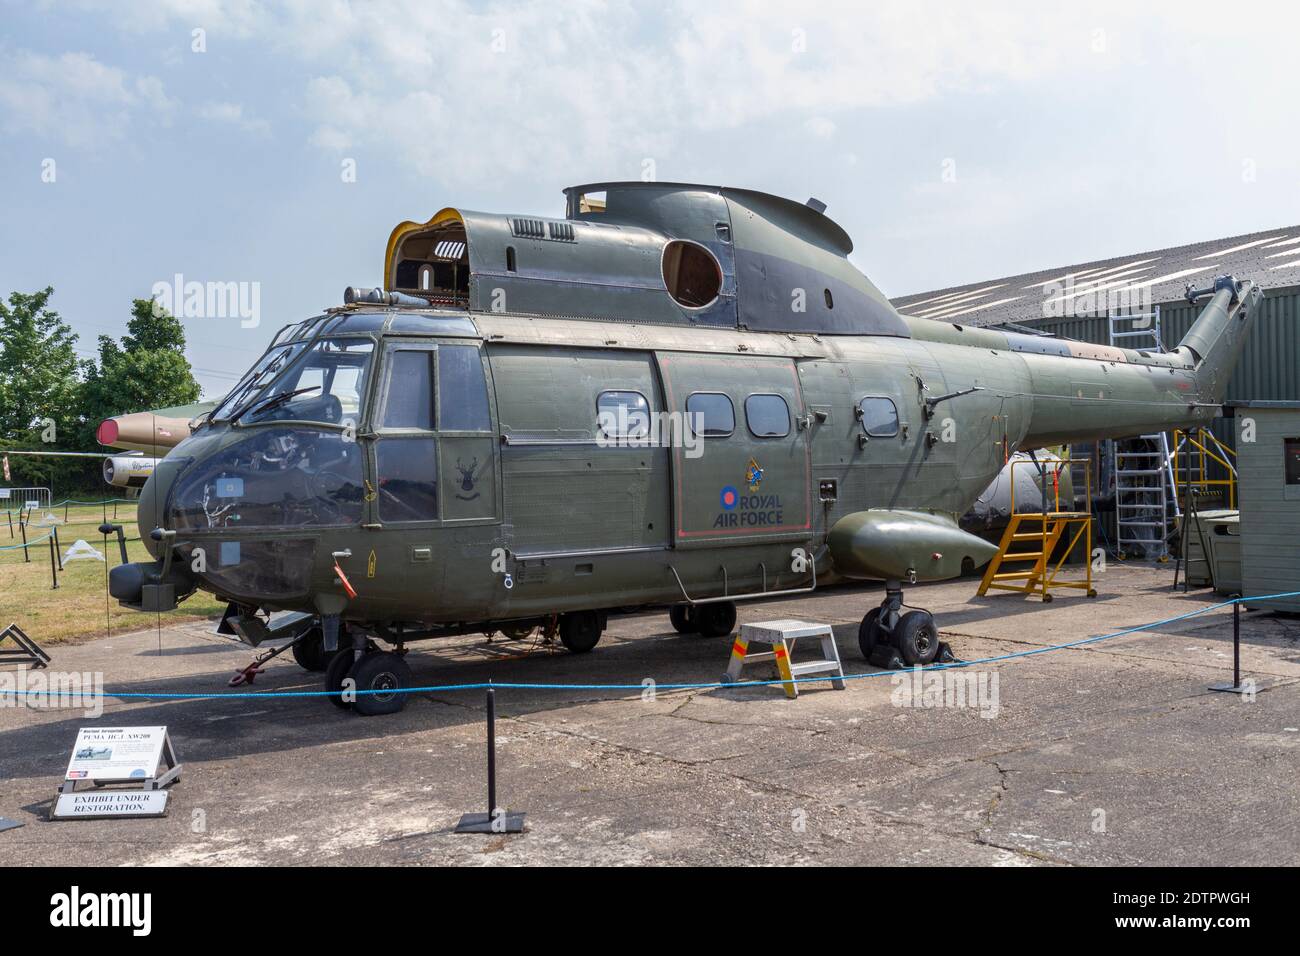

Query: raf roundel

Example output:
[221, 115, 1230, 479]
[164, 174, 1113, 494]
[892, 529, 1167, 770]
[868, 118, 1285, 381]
[720, 485, 739, 510]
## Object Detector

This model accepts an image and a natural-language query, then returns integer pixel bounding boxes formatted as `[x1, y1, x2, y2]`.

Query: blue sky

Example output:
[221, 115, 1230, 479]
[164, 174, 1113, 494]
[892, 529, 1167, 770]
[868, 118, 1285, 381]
[2, 0, 1298, 396]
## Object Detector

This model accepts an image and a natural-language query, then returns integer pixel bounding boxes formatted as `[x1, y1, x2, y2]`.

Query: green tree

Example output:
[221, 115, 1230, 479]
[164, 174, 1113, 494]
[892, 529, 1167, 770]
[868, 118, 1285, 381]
[0, 287, 81, 445]
[79, 298, 201, 442]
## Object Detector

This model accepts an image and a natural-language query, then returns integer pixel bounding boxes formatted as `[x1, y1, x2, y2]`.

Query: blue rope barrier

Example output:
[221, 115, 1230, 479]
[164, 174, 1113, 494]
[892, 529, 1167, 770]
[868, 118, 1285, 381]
[3, 590, 1296, 701]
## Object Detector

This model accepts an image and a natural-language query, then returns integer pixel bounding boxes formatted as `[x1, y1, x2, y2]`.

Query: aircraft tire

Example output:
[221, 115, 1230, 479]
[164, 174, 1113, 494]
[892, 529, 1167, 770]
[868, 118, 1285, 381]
[668, 604, 697, 634]
[694, 602, 736, 638]
[858, 608, 883, 658]
[291, 627, 329, 672]
[559, 611, 602, 653]
[350, 652, 413, 717]
[894, 610, 940, 667]
[325, 650, 357, 710]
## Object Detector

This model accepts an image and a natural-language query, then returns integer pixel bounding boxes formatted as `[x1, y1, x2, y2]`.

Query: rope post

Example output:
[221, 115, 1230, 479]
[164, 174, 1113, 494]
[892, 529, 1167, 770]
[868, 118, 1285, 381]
[6, 510, 12, 539]
[53, 525, 63, 571]
[49, 535, 59, 589]
[20, 520, 29, 563]
[455, 686, 526, 834]
[1210, 598, 1250, 695]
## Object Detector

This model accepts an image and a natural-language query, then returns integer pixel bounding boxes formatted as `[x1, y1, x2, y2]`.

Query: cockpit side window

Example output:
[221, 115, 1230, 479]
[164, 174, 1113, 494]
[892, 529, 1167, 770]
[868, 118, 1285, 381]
[375, 342, 440, 523]
[382, 350, 435, 430]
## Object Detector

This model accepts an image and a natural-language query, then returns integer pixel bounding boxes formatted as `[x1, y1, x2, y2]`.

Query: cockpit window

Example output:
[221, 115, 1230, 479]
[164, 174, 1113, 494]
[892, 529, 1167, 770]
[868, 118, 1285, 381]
[211, 343, 306, 421]
[239, 338, 375, 426]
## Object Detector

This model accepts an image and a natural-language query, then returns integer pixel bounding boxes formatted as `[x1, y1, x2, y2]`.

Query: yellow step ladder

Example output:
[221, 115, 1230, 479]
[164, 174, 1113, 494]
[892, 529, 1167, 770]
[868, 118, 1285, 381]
[976, 456, 1097, 602]
[977, 512, 1096, 601]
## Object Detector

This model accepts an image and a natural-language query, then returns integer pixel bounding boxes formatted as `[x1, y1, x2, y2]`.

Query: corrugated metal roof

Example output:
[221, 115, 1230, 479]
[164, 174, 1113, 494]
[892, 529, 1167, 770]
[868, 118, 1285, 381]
[891, 225, 1300, 327]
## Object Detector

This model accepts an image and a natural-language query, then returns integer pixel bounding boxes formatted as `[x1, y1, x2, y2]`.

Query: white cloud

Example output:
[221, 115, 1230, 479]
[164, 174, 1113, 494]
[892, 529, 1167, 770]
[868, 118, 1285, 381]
[50, 0, 1300, 188]
[0, 50, 176, 148]
[197, 100, 270, 133]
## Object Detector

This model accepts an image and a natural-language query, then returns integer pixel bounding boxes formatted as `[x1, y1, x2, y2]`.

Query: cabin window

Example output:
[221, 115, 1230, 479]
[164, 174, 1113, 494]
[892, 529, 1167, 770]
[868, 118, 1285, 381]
[745, 394, 791, 438]
[686, 392, 735, 437]
[376, 438, 439, 522]
[382, 351, 434, 430]
[662, 239, 722, 309]
[1285, 438, 1300, 485]
[824, 288, 834, 309]
[438, 345, 491, 432]
[506, 246, 517, 272]
[857, 397, 899, 438]
[597, 391, 651, 440]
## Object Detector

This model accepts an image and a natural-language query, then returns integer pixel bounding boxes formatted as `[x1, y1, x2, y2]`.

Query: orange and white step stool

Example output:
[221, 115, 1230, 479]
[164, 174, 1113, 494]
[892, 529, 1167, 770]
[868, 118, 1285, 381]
[722, 619, 846, 699]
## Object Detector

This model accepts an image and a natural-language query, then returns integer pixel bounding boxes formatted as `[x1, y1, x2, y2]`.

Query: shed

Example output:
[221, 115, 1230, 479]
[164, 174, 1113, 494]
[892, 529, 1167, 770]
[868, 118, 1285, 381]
[1231, 401, 1300, 611]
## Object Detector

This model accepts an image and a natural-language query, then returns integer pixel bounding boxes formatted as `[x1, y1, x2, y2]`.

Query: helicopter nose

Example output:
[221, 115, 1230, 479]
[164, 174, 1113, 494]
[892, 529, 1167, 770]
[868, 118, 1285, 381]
[134, 453, 191, 560]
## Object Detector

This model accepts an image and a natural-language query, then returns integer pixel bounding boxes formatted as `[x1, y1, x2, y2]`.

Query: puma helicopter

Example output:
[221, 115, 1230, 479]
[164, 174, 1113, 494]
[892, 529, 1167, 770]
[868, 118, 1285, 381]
[108, 181, 1262, 714]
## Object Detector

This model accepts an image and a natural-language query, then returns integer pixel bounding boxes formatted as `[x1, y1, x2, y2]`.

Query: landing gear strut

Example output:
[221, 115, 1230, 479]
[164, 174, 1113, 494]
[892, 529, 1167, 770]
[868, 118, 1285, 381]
[858, 580, 950, 669]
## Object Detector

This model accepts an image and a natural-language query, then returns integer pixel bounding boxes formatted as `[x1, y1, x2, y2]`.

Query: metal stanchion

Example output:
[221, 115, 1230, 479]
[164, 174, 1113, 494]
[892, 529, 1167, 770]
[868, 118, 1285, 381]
[6, 510, 12, 539]
[1210, 599, 1251, 694]
[455, 687, 526, 834]
[53, 526, 63, 571]
[20, 520, 29, 562]
[49, 535, 59, 589]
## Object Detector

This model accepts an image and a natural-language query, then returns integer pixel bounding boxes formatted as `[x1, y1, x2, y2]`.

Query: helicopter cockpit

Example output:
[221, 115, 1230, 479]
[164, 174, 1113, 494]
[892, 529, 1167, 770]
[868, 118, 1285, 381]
[169, 334, 374, 534]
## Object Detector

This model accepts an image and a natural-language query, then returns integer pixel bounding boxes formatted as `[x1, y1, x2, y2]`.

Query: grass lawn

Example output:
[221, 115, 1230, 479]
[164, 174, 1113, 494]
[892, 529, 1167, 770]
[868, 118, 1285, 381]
[0, 501, 226, 644]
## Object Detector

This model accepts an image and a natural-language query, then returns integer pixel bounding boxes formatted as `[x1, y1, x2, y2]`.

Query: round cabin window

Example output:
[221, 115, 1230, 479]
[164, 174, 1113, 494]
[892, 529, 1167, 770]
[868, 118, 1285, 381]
[661, 239, 722, 309]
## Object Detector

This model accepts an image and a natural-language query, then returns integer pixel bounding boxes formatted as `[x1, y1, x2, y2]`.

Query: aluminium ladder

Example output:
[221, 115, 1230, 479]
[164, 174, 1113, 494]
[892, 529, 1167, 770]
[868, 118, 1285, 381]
[1107, 308, 1179, 560]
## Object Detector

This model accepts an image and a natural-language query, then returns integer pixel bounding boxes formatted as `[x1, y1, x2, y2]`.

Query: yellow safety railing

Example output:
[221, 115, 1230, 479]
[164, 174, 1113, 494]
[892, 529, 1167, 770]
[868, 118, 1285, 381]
[976, 457, 1097, 602]
[1172, 427, 1237, 510]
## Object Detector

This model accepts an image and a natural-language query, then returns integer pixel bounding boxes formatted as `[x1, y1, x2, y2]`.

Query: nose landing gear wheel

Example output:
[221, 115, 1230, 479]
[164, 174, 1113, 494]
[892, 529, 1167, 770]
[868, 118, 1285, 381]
[559, 611, 603, 653]
[291, 626, 330, 672]
[349, 652, 414, 717]
[325, 649, 357, 710]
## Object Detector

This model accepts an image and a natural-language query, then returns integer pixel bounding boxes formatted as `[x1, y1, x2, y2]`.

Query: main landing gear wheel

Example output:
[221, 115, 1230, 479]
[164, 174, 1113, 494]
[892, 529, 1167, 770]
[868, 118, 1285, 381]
[668, 604, 696, 634]
[694, 601, 737, 638]
[894, 610, 940, 667]
[291, 626, 331, 672]
[858, 608, 884, 657]
[861, 580, 947, 669]
[559, 611, 603, 653]
[349, 651, 414, 717]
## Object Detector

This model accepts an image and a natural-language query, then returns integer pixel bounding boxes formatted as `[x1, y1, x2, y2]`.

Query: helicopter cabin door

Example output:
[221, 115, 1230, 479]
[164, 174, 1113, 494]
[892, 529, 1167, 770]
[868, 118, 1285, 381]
[657, 353, 811, 548]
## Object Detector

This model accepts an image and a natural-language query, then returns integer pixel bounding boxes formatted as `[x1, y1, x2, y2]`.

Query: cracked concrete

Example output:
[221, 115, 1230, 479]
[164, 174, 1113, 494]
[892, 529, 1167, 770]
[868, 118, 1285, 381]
[1, 565, 1297, 865]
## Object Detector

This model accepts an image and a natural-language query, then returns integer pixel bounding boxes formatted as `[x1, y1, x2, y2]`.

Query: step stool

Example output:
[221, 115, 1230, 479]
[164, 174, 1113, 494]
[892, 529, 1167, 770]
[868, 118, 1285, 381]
[722, 619, 845, 699]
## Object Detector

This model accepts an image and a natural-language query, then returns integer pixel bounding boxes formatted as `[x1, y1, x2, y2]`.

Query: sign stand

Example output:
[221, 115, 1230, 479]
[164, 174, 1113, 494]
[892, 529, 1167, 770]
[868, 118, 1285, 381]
[456, 688, 525, 833]
[51, 727, 182, 820]
[1209, 601, 1252, 695]
[0, 623, 51, 669]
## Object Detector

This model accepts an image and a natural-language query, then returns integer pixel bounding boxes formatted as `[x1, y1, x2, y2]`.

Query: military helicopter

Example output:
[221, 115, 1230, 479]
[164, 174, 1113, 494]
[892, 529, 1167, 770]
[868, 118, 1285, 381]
[108, 182, 1261, 714]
